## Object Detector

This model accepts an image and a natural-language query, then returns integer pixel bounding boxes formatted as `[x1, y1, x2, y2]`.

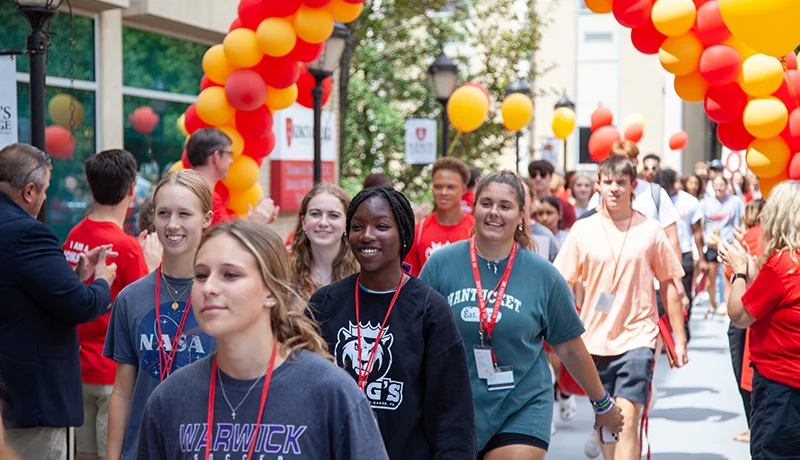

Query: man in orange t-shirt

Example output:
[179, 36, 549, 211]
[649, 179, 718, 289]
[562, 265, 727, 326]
[554, 155, 686, 460]
[405, 157, 475, 276]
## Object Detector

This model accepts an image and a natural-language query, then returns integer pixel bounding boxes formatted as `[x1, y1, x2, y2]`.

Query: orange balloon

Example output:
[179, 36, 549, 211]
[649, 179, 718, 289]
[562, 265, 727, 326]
[326, 0, 364, 23]
[746, 137, 791, 179]
[196, 87, 235, 126]
[585, 0, 613, 14]
[228, 183, 264, 215]
[203, 45, 236, 84]
[218, 126, 245, 157]
[223, 28, 263, 69]
[674, 71, 710, 102]
[759, 170, 789, 196]
[294, 6, 334, 44]
[257, 18, 297, 57]
[222, 155, 260, 192]
[265, 84, 298, 110]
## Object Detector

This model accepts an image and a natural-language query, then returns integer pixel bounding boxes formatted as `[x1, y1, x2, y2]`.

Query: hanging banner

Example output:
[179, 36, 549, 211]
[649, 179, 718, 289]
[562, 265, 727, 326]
[0, 56, 18, 150]
[405, 118, 437, 165]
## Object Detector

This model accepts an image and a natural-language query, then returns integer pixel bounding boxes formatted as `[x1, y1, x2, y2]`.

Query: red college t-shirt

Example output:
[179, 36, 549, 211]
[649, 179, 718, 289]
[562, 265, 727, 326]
[211, 191, 234, 227]
[742, 251, 800, 389]
[404, 212, 475, 276]
[63, 218, 150, 384]
[461, 191, 476, 214]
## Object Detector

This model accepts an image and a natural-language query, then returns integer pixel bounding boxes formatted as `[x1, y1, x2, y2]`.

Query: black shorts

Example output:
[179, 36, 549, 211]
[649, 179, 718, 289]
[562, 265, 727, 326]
[477, 433, 549, 459]
[705, 247, 719, 262]
[593, 347, 655, 405]
[749, 367, 800, 459]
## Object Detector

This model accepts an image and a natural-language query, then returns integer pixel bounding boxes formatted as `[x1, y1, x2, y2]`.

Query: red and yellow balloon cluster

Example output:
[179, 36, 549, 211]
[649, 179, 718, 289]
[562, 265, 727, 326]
[44, 94, 85, 160]
[587, 0, 800, 194]
[177, 0, 364, 217]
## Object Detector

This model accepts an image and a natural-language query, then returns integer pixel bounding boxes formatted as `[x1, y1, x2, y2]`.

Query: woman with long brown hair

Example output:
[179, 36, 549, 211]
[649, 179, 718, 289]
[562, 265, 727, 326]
[137, 221, 386, 459]
[290, 184, 358, 299]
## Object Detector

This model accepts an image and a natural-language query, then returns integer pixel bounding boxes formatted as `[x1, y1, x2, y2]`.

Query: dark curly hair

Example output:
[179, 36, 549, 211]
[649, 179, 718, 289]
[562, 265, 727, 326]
[346, 186, 415, 260]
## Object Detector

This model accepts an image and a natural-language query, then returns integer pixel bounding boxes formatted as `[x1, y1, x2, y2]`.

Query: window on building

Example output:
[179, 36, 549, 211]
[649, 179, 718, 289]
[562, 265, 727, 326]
[578, 126, 598, 164]
[0, 3, 97, 242]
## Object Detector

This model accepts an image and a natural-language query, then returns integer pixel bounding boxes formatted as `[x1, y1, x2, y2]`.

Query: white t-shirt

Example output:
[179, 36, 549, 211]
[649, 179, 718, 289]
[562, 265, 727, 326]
[588, 181, 679, 228]
[670, 190, 703, 254]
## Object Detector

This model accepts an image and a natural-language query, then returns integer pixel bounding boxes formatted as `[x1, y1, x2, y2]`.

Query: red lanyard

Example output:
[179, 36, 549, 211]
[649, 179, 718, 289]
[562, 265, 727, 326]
[354, 272, 405, 391]
[600, 209, 634, 293]
[206, 341, 278, 460]
[469, 237, 518, 363]
[154, 265, 193, 382]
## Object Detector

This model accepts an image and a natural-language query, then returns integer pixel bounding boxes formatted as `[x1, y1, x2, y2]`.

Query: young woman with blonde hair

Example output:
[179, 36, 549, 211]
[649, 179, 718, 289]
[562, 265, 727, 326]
[104, 170, 217, 459]
[290, 183, 358, 299]
[137, 221, 386, 459]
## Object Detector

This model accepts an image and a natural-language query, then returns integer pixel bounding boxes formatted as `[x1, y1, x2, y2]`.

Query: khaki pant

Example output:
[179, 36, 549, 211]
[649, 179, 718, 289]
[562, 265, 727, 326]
[5, 427, 66, 460]
[76, 383, 113, 457]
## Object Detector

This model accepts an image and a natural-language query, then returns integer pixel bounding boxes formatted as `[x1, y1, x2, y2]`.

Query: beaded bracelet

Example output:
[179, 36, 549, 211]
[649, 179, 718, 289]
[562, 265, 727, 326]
[591, 392, 612, 411]
[594, 399, 616, 415]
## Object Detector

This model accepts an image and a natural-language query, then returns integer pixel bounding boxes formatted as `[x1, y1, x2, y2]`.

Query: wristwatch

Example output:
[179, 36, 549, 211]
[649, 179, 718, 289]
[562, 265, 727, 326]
[731, 273, 747, 283]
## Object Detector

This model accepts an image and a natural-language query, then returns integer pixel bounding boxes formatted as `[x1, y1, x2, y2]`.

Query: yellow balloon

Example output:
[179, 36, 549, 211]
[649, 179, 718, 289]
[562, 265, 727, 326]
[266, 84, 298, 110]
[447, 86, 490, 133]
[256, 18, 297, 58]
[223, 28, 263, 69]
[168, 161, 184, 173]
[673, 71, 710, 102]
[176, 113, 188, 137]
[623, 113, 646, 129]
[759, 170, 789, 196]
[203, 44, 236, 85]
[719, 0, 800, 58]
[196, 87, 235, 126]
[722, 36, 758, 61]
[48, 94, 84, 129]
[659, 32, 703, 76]
[740, 54, 785, 97]
[743, 97, 789, 139]
[222, 155, 260, 192]
[501, 94, 534, 131]
[551, 107, 576, 140]
[294, 6, 334, 44]
[651, 0, 697, 37]
[218, 126, 245, 157]
[746, 137, 791, 179]
[228, 183, 264, 216]
[584, 0, 612, 14]
[326, 0, 364, 23]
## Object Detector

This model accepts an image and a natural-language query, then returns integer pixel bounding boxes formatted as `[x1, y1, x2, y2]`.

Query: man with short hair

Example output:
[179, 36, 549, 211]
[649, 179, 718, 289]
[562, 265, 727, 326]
[62, 150, 153, 460]
[528, 160, 577, 229]
[641, 154, 660, 183]
[461, 166, 481, 214]
[555, 155, 687, 460]
[404, 157, 475, 276]
[0, 143, 117, 460]
[705, 160, 725, 198]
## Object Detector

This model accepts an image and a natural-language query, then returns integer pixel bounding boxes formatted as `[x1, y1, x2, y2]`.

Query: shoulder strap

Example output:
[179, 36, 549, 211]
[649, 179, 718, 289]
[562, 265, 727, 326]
[650, 183, 661, 212]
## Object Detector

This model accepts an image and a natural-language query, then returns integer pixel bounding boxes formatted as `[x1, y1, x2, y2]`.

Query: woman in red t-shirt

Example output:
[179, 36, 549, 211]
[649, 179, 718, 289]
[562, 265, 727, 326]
[719, 182, 800, 458]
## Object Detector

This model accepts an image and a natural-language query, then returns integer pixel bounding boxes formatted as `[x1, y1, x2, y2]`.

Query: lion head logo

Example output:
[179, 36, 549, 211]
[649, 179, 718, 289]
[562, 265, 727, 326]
[335, 322, 394, 381]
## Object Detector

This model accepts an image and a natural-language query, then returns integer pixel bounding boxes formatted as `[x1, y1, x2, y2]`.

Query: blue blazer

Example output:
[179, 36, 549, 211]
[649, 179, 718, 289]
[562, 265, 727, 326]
[0, 193, 111, 429]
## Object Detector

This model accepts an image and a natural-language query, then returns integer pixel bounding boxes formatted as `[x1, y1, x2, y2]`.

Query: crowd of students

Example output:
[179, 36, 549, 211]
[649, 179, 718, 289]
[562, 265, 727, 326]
[0, 125, 798, 460]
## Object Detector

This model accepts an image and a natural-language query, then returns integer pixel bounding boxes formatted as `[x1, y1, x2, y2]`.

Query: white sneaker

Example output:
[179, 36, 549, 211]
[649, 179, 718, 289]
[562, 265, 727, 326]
[558, 393, 577, 421]
[584, 432, 601, 458]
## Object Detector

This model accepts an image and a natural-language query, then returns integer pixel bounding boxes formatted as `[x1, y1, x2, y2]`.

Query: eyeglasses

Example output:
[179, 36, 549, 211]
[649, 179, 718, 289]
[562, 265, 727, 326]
[21, 152, 52, 185]
[644, 165, 659, 172]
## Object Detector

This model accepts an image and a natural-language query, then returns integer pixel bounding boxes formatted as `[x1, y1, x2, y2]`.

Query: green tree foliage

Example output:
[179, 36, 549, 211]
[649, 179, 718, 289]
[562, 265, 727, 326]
[338, 0, 542, 202]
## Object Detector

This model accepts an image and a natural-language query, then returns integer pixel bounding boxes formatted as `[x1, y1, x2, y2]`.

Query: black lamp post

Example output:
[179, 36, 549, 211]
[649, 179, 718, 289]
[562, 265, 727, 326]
[307, 22, 349, 184]
[505, 77, 532, 174]
[16, 0, 63, 223]
[554, 93, 575, 169]
[427, 50, 458, 157]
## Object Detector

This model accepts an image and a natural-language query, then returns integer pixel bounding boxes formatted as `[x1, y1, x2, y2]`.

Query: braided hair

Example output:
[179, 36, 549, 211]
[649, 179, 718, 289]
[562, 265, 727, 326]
[346, 186, 415, 260]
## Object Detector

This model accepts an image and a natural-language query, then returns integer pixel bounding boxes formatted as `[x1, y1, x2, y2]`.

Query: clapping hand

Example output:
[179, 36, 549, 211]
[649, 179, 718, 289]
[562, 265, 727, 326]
[248, 197, 280, 225]
[718, 239, 752, 278]
[139, 231, 163, 272]
[76, 244, 118, 282]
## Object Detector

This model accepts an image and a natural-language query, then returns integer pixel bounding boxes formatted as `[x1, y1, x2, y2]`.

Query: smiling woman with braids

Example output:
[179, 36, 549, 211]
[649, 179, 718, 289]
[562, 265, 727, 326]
[309, 186, 475, 460]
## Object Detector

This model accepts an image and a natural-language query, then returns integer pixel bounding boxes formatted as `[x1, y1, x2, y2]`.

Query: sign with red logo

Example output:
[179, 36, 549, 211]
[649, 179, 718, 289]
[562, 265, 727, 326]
[405, 118, 437, 164]
[271, 160, 336, 210]
[416, 127, 426, 141]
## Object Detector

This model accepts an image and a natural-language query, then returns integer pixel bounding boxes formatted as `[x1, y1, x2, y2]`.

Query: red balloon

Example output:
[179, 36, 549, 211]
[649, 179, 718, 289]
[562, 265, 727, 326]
[200, 75, 220, 91]
[624, 124, 644, 143]
[185, 104, 210, 134]
[613, 0, 653, 28]
[785, 53, 798, 71]
[704, 83, 748, 124]
[129, 106, 160, 135]
[229, 17, 244, 32]
[589, 126, 621, 161]
[296, 68, 332, 108]
[289, 38, 325, 63]
[44, 125, 75, 160]
[303, 0, 331, 6]
[265, 0, 302, 17]
[631, 21, 667, 55]
[788, 153, 800, 180]
[693, 0, 711, 6]
[243, 132, 276, 162]
[464, 82, 491, 103]
[694, 1, 731, 46]
[782, 108, 800, 152]
[235, 105, 274, 140]
[717, 118, 755, 150]
[181, 150, 191, 169]
[669, 130, 689, 150]
[238, 0, 269, 30]
[591, 106, 614, 131]
[773, 70, 800, 109]
[225, 70, 268, 112]
[699, 45, 741, 85]
[252, 55, 302, 89]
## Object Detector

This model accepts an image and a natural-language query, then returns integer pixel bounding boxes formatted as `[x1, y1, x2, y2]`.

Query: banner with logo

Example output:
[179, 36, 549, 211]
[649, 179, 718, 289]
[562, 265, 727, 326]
[0, 56, 18, 150]
[405, 118, 437, 165]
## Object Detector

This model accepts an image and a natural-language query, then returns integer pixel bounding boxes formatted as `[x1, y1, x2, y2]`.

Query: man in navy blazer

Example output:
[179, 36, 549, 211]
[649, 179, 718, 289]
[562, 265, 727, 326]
[0, 143, 117, 459]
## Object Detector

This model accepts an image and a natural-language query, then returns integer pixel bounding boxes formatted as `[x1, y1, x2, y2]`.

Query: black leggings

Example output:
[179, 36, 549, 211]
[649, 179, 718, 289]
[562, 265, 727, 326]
[728, 323, 752, 427]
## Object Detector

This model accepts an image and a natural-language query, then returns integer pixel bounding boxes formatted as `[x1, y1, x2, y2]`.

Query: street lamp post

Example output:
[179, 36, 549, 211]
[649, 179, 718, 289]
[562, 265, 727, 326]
[427, 50, 458, 157]
[307, 22, 350, 184]
[554, 94, 575, 169]
[15, 0, 63, 223]
[505, 77, 532, 174]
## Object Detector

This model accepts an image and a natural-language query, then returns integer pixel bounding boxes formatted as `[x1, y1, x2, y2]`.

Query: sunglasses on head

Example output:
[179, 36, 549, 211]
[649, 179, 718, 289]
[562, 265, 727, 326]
[22, 152, 52, 185]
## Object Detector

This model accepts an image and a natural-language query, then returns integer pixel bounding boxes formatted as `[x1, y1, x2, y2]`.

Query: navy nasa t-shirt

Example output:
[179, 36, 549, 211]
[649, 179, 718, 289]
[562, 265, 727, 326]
[104, 270, 215, 459]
